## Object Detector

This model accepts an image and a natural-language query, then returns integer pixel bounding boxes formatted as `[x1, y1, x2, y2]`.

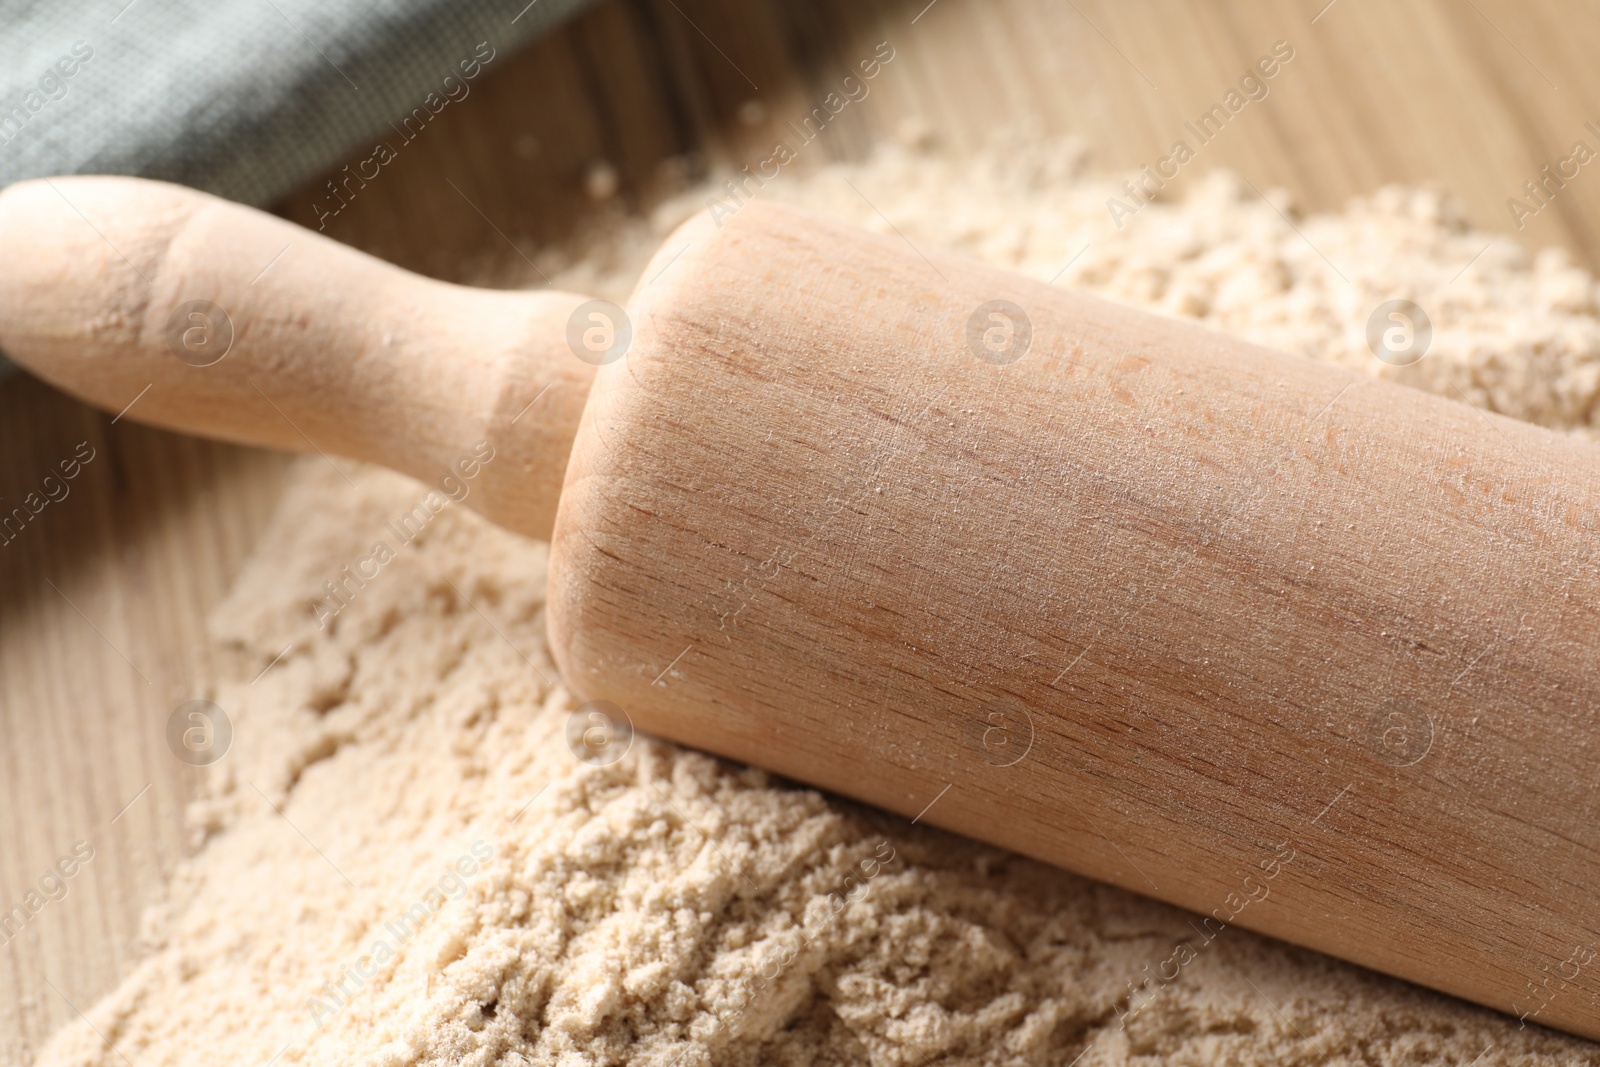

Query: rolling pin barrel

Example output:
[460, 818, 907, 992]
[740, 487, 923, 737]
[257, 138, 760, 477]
[549, 202, 1600, 1038]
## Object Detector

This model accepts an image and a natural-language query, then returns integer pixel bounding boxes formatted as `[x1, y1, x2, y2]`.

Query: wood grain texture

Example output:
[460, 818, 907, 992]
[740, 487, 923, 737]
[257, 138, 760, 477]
[0, 380, 287, 1067]
[9, 0, 1600, 1060]
[550, 199, 1600, 1037]
[287, 0, 1600, 278]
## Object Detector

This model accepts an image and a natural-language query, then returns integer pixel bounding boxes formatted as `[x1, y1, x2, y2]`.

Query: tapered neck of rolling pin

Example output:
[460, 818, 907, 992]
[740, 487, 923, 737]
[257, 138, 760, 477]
[0, 176, 595, 540]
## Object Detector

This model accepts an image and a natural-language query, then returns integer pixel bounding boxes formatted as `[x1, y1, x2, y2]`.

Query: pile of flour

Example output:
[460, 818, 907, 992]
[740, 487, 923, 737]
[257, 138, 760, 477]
[39, 138, 1600, 1066]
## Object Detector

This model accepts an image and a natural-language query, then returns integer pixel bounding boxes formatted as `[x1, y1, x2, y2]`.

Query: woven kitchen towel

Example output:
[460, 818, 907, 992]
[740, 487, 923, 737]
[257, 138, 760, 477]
[0, 0, 595, 376]
[0, 0, 594, 205]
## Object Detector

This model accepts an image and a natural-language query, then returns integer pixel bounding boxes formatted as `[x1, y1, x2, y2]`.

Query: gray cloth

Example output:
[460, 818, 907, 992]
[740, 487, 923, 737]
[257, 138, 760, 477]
[0, 0, 595, 376]
[0, 0, 593, 204]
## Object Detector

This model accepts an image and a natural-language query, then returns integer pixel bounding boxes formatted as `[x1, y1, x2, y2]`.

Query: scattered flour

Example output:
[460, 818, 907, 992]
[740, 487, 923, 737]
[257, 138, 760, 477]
[38, 138, 1600, 1066]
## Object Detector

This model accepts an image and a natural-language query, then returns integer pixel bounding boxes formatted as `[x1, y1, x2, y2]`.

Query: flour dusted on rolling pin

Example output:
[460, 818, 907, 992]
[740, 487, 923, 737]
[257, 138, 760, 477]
[35, 139, 1600, 1067]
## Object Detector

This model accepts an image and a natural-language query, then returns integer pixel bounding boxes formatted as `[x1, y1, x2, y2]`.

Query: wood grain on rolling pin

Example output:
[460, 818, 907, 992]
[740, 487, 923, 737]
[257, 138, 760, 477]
[549, 202, 1600, 1037]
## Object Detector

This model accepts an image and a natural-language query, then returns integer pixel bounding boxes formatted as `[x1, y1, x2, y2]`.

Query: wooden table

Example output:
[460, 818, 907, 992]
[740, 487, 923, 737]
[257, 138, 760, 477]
[4, 0, 1597, 1060]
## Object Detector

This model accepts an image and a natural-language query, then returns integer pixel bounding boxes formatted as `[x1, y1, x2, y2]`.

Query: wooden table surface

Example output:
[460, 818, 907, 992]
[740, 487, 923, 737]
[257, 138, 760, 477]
[4, 0, 1598, 1060]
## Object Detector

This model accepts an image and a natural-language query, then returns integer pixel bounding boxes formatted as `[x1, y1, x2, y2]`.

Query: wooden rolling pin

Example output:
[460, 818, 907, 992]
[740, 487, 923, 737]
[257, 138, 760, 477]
[3, 176, 1598, 1040]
